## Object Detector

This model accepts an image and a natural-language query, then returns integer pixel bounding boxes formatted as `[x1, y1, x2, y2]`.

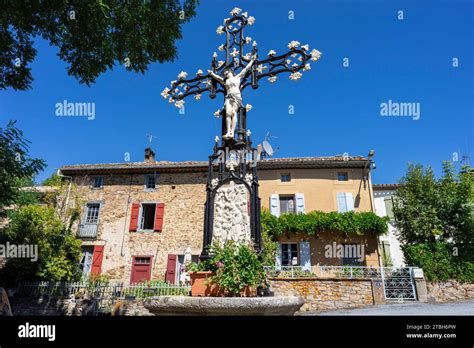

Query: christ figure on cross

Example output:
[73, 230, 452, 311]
[208, 57, 255, 139]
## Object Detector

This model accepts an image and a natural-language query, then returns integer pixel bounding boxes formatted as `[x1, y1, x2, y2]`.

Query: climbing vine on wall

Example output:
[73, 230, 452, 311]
[261, 210, 388, 239]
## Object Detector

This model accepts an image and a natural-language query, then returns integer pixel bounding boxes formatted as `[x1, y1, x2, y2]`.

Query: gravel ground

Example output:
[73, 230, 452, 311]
[304, 300, 474, 315]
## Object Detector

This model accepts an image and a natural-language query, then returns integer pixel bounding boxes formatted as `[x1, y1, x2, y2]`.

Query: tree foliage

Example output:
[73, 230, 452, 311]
[0, 120, 46, 216]
[0, 205, 82, 284]
[403, 242, 474, 282]
[0, 0, 199, 90]
[393, 162, 473, 282]
[393, 162, 473, 246]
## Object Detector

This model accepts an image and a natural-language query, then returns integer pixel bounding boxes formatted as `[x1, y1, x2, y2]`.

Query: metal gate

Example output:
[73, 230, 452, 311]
[381, 267, 417, 301]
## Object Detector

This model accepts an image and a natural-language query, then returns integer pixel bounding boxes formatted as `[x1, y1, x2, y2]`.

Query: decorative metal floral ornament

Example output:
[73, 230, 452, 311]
[161, 8, 322, 118]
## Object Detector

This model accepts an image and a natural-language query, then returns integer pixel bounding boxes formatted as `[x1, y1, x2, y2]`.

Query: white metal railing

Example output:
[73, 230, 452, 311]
[319, 266, 382, 279]
[264, 266, 316, 278]
[318, 266, 416, 279]
[16, 281, 190, 299]
[78, 223, 98, 238]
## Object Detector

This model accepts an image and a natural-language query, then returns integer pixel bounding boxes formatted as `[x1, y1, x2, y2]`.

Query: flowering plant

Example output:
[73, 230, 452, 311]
[188, 241, 267, 296]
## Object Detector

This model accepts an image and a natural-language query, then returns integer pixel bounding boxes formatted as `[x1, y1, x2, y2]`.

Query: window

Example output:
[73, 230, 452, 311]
[144, 174, 156, 190]
[279, 196, 295, 214]
[342, 244, 363, 266]
[79, 247, 94, 276]
[176, 254, 200, 285]
[140, 203, 156, 230]
[280, 173, 291, 182]
[135, 257, 151, 264]
[92, 176, 103, 188]
[281, 243, 298, 266]
[337, 172, 348, 181]
[85, 203, 100, 224]
[336, 192, 354, 212]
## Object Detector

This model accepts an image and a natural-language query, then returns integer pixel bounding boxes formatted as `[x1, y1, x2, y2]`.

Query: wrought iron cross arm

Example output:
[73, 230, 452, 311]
[161, 71, 218, 108]
[242, 43, 322, 90]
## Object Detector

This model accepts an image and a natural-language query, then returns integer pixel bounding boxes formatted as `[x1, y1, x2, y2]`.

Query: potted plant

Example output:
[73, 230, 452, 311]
[187, 241, 267, 297]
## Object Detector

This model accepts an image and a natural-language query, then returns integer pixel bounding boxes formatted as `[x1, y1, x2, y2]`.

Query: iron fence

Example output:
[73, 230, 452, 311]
[15, 281, 191, 300]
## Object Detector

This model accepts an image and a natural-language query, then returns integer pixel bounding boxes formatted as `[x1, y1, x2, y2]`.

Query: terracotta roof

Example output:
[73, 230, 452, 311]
[373, 183, 401, 190]
[60, 156, 371, 175]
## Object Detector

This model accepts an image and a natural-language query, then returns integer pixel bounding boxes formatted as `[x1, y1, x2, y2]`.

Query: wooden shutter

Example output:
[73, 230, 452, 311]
[91, 245, 104, 274]
[130, 257, 152, 284]
[346, 192, 354, 211]
[129, 203, 140, 232]
[299, 241, 311, 271]
[154, 203, 165, 232]
[295, 193, 305, 214]
[270, 194, 280, 217]
[337, 193, 347, 212]
[165, 254, 177, 284]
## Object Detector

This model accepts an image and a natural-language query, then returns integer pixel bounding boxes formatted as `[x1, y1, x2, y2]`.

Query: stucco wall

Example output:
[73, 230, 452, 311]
[259, 167, 373, 213]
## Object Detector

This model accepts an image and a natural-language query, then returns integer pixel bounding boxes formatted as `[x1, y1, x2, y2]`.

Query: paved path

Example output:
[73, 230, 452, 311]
[304, 300, 474, 315]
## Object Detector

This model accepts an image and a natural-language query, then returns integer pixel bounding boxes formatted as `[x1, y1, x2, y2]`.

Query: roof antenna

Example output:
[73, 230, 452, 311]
[146, 134, 157, 149]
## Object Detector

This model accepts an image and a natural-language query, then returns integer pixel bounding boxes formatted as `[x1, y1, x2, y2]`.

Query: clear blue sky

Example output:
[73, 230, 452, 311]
[1, 0, 473, 184]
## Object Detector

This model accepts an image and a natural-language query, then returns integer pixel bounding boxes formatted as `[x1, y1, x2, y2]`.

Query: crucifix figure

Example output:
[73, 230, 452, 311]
[161, 7, 322, 145]
[207, 57, 255, 139]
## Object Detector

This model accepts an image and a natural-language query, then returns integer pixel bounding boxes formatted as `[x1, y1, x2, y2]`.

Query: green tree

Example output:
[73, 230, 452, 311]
[0, 205, 82, 284]
[393, 162, 474, 282]
[0, 0, 198, 90]
[0, 120, 46, 216]
[393, 162, 473, 246]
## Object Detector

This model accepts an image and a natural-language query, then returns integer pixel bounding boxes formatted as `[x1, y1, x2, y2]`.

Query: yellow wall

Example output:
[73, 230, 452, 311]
[259, 167, 374, 213]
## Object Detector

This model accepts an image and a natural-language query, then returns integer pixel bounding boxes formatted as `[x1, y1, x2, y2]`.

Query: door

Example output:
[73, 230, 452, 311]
[130, 256, 153, 284]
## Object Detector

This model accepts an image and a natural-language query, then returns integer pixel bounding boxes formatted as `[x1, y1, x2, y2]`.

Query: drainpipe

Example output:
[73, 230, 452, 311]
[120, 174, 133, 257]
[364, 150, 383, 268]
[56, 169, 73, 221]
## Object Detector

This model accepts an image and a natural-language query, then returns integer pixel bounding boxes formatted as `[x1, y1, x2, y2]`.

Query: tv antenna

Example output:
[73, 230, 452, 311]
[146, 134, 157, 148]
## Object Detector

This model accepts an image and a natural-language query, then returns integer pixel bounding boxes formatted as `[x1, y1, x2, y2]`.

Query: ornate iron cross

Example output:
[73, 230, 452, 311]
[161, 7, 322, 259]
[161, 7, 322, 144]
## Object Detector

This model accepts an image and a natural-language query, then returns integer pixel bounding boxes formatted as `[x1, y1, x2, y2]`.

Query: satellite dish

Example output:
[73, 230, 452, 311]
[262, 140, 274, 157]
[260, 131, 278, 159]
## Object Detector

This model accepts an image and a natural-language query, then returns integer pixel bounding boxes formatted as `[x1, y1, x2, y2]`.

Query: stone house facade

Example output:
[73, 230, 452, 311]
[60, 151, 380, 284]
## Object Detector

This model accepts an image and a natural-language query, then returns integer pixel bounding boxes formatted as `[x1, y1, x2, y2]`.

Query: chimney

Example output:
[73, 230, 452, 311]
[144, 147, 156, 163]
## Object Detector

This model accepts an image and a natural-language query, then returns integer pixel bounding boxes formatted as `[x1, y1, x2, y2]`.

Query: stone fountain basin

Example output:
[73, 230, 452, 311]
[143, 296, 304, 316]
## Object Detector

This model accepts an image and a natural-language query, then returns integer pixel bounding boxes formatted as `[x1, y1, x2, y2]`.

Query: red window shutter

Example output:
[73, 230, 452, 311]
[154, 203, 165, 232]
[129, 203, 140, 232]
[91, 245, 104, 275]
[165, 254, 177, 284]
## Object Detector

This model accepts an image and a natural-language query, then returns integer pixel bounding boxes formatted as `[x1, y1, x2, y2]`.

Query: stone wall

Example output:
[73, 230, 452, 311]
[426, 281, 474, 302]
[9, 295, 153, 316]
[10, 295, 102, 316]
[270, 278, 375, 312]
[71, 172, 207, 283]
